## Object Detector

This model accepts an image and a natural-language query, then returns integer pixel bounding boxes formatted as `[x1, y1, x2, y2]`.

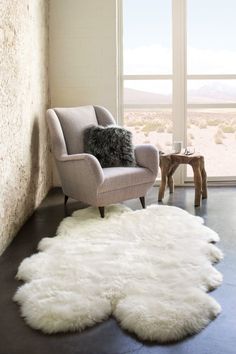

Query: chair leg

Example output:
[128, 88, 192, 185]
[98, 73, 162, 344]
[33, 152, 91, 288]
[139, 196, 145, 209]
[64, 195, 69, 205]
[98, 207, 105, 218]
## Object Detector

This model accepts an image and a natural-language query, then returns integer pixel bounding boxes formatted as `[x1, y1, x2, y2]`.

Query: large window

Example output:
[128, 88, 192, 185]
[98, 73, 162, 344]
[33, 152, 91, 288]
[187, 0, 236, 178]
[121, 0, 236, 182]
[122, 0, 173, 153]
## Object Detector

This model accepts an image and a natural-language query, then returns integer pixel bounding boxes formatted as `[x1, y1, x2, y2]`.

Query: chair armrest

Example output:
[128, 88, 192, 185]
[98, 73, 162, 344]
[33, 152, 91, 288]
[57, 153, 104, 187]
[135, 144, 159, 176]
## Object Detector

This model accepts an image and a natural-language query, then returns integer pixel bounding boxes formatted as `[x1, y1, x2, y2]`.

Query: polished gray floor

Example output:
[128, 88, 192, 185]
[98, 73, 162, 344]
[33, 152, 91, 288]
[0, 186, 236, 354]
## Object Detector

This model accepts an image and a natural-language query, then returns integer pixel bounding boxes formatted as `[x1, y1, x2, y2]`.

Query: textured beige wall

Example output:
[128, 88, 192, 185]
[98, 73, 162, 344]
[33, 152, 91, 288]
[49, 0, 118, 117]
[49, 0, 118, 185]
[0, 0, 52, 255]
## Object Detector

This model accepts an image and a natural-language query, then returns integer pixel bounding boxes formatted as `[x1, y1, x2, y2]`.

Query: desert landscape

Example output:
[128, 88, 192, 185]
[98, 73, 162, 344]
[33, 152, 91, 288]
[124, 109, 236, 178]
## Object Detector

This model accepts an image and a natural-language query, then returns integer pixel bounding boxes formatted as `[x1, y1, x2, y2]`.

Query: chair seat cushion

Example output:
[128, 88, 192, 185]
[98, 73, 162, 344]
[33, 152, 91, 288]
[99, 167, 155, 193]
[84, 125, 136, 168]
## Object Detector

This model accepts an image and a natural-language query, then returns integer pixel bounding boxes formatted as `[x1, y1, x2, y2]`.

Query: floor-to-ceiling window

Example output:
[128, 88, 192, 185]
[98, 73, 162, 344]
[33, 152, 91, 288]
[186, 0, 236, 179]
[121, 0, 173, 152]
[120, 0, 236, 182]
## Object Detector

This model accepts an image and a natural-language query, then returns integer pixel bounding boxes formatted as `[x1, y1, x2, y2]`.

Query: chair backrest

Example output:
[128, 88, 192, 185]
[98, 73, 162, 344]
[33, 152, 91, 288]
[47, 105, 116, 156]
[54, 106, 98, 154]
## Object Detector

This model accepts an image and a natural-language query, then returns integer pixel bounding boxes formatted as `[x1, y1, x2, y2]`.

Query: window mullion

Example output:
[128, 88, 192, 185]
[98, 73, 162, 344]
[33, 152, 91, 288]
[188, 74, 236, 80]
[123, 75, 173, 80]
[172, 0, 187, 184]
[118, 0, 124, 125]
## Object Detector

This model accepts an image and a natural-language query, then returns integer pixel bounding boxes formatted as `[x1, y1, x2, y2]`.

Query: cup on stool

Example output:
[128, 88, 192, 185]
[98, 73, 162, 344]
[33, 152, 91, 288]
[173, 141, 182, 154]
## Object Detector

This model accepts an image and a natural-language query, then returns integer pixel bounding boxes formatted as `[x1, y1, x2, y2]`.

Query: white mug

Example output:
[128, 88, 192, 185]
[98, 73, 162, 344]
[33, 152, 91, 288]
[173, 141, 182, 154]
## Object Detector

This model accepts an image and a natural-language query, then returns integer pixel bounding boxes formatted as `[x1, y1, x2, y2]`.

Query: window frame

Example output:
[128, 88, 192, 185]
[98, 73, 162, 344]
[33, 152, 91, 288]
[118, 0, 236, 184]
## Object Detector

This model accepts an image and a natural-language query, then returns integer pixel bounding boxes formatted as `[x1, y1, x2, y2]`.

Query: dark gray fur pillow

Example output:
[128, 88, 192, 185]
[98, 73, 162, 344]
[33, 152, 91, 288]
[84, 125, 136, 168]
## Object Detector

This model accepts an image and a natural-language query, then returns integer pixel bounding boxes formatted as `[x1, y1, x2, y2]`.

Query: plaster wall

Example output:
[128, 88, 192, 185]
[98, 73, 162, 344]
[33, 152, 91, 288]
[49, 0, 118, 185]
[0, 0, 52, 254]
[49, 0, 118, 116]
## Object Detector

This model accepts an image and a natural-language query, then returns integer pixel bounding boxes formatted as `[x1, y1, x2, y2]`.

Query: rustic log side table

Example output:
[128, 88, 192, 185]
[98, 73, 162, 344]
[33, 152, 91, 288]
[158, 153, 207, 207]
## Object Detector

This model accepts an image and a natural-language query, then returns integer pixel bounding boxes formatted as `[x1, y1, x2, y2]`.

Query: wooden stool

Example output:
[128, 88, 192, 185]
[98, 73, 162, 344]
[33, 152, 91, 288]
[158, 153, 207, 207]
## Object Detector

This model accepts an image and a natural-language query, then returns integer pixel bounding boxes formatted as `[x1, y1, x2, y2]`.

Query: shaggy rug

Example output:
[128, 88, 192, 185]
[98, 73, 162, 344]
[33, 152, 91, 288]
[14, 204, 223, 342]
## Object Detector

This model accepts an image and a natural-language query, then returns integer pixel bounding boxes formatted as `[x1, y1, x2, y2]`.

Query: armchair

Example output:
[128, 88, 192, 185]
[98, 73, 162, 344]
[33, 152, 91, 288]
[46, 105, 159, 217]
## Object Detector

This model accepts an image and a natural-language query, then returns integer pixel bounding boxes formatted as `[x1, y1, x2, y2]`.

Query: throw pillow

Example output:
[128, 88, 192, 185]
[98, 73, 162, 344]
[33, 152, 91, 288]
[84, 125, 136, 168]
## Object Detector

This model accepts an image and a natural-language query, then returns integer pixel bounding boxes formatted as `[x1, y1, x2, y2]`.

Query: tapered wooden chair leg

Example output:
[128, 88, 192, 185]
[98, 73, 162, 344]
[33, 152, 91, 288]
[140, 196, 145, 209]
[99, 207, 105, 218]
[64, 195, 69, 205]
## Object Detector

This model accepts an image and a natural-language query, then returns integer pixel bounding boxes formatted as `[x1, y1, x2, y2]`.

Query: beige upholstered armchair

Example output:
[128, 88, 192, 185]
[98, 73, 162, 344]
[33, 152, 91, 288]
[46, 106, 159, 217]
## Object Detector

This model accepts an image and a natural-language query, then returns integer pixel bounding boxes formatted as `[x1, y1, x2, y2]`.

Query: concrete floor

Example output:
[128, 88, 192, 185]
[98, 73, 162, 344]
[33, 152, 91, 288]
[0, 186, 236, 354]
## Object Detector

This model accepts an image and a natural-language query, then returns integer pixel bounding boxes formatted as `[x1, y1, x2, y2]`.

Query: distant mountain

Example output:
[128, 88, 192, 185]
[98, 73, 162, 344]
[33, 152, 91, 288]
[124, 88, 171, 104]
[124, 83, 236, 104]
[189, 82, 236, 103]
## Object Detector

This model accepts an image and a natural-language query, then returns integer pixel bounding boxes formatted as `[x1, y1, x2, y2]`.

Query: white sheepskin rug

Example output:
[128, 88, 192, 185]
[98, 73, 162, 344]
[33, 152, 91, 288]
[14, 204, 223, 342]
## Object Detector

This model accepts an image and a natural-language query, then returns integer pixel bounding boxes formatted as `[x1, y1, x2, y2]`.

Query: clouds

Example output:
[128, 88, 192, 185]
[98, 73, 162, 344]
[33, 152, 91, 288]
[188, 47, 236, 74]
[124, 45, 236, 75]
[124, 45, 172, 75]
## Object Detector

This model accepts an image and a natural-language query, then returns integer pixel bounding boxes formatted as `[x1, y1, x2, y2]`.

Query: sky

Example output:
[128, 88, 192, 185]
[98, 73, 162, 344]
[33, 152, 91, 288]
[123, 0, 236, 76]
[187, 0, 236, 51]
